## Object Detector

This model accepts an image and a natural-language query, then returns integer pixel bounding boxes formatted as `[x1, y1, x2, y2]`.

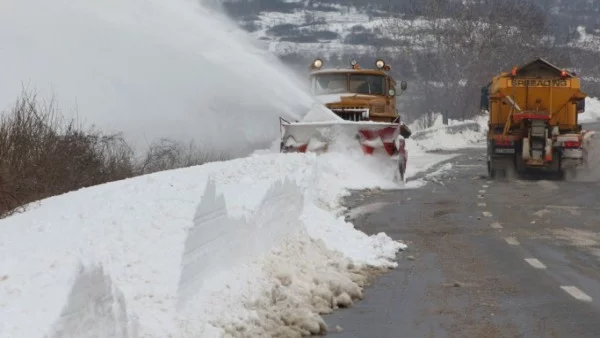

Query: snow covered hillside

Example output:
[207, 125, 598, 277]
[242, 4, 393, 57]
[221, 0, 600, 119]
[223, 0, 600, 60]
[0, 135, 463, 337]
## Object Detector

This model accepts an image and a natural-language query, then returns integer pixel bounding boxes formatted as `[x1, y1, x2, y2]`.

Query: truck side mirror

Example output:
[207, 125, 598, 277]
[576, 99, 585, 113]
[480, 86, 489, 111]
[390, 81, 408, 97]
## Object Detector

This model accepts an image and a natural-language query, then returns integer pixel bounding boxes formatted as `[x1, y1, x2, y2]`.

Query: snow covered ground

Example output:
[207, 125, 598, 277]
[407, 113, 488, 152]
[0, 132, 459, 337]
[0, 0, 489, 336]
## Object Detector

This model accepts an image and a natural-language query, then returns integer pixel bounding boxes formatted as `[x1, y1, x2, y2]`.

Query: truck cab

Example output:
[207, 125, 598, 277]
[308, 58, 407, 123]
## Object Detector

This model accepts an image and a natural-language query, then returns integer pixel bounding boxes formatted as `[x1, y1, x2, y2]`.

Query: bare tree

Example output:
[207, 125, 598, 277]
[380, 0, 552, 120]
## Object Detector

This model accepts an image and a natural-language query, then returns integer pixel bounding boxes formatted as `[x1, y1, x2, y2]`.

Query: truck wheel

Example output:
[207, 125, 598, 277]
[552, 150, 562, 179]
[487, 160, 496, 178]
[398, 157, 406, 183]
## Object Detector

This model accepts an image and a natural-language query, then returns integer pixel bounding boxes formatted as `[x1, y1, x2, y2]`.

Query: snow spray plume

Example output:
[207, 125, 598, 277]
[0, 0, 314, 158]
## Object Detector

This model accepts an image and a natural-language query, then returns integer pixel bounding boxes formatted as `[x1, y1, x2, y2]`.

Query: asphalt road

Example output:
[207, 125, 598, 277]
[322, 123, 600, 338]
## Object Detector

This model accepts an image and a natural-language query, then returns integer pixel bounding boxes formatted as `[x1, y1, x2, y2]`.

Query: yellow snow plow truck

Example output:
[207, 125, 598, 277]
[279, 58, 413, 181]
[481, 57, 594, 179]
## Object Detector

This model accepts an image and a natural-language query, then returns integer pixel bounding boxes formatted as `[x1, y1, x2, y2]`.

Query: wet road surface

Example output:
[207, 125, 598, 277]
[322, 126, 600, 337]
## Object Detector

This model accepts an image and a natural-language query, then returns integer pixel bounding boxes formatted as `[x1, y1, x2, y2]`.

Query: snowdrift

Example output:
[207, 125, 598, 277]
[406, 96, 600, 152]
[0, 145, 454, 337]
[407, 113, 488, 152]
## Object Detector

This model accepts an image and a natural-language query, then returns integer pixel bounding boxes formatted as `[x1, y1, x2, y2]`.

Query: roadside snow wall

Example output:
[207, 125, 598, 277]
[0, 151, 408, 338]
[408, 113, 488, 151]
[407, 96, 600, 152]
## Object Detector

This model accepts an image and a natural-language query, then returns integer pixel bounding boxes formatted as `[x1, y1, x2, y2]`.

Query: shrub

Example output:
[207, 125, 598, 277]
[0, 89, 226, 218]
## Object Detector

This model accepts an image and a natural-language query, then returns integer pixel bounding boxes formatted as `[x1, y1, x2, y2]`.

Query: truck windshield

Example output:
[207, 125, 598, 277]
[311, 73, 386, 95]
[350, 74, 385, 95]
[312, 73, 348, 95]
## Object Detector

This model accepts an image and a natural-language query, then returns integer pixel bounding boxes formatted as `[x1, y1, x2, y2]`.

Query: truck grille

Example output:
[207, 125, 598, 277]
[330, 108, 370, 121]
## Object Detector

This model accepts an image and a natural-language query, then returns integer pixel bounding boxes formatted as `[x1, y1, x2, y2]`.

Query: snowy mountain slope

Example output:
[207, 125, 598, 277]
[221, 0, 600, 118]
[223, 0, 600, 59]
[0, 136, 467, 337]
[237, 4, 424, 60]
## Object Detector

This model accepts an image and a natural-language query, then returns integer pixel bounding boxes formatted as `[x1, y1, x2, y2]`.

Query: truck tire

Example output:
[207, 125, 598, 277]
[487, 160, 496, 178]
[515, 152, 525, 174]
[398, 157, 406, 183]
[551, 149, 562, 180]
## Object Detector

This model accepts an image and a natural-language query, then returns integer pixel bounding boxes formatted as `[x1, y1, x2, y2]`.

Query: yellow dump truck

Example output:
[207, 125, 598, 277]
[481, 57, 590, 178]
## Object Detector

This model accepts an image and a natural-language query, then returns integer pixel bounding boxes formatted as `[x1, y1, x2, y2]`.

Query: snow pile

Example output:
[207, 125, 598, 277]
[300, 103, 344, 122]
[579, 97, 600, 123]
[0, 0, 314, 157]
[408, 113, 488, 151]
[1, 146, 451, 337]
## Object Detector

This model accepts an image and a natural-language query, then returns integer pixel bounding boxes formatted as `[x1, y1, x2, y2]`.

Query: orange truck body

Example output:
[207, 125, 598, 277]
[481, 57, 590, 178]
[278, 58, 412, 182]
[308, 59, 407, 123]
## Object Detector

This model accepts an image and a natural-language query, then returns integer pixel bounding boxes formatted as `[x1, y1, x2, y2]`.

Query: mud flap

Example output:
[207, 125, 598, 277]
[488, 156, 515, 180]
[487, 160, 495, 178]
[397, 156, 406, 183]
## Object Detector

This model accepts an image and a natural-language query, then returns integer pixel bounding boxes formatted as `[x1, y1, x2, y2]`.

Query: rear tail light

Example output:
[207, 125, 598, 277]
[495, 139, 513, 147]
[563, 141, 580, 148]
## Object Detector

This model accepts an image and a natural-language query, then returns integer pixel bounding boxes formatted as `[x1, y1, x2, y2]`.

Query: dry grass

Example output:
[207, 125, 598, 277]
[0, 90, 228, 218]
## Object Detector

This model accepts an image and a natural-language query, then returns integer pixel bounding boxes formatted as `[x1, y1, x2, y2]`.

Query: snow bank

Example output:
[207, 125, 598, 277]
[2, 146, 450, 337]
[579, 97, 600, 123]
[299, 103, 344, 122]
[408, 113, 488, 151]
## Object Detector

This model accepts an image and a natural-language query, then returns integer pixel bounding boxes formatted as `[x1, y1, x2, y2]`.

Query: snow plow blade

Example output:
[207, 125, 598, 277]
[279, 117, 412, 182]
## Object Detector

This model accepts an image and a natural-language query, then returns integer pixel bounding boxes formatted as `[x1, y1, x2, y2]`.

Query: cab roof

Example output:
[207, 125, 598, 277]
[506, 57, 576, 78]
[309, 68, 389, 76]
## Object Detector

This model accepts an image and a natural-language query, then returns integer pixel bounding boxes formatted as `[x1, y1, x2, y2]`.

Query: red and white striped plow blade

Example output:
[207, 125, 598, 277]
[356, 126, 401, 156]
[280, 121, 401, 155]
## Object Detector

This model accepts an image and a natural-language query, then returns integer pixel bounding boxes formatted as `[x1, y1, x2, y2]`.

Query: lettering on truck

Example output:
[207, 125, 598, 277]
[511, 79, 568, 87]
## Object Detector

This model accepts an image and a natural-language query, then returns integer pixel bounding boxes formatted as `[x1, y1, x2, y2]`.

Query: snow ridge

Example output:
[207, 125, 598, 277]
[0, 119, 484, 337]
[0, 150, 417, 338]
[48, 264, 137, 338]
